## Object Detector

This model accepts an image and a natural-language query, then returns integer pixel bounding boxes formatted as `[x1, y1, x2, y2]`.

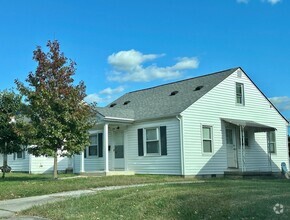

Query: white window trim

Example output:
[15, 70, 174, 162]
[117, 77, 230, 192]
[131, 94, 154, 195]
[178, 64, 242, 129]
[236, 82, 245, 106]
[268, 131, 276, 154]
[201, 125, 214, 154]
[14, 151, 25, 160]
[87, 134, 98, 158]
[144, 127, 161, 156]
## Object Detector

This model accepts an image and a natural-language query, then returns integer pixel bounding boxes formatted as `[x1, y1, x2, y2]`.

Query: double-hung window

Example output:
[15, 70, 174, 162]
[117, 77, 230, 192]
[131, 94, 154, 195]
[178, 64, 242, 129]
[145, 128, 160, 155]
[14, 151, 25, 160]
[202, 126, 213, 153]
[236, 83, 245, 105]
[268, 131, 276, 153]
[88, 134, 98, 156]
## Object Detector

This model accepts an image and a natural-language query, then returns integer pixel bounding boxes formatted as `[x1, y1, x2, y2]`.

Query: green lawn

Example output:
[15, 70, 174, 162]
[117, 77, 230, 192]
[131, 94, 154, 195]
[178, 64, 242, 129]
[21, 178, 290, 220]
[0, 173, 186, 200]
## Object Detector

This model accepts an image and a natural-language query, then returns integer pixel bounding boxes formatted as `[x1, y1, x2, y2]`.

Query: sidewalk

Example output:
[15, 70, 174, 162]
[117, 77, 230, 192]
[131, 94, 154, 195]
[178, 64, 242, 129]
[0, 181, 198, 219]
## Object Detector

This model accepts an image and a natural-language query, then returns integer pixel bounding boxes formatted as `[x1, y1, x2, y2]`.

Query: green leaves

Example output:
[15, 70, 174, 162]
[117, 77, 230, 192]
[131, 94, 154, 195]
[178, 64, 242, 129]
[16, 40, 97, 177]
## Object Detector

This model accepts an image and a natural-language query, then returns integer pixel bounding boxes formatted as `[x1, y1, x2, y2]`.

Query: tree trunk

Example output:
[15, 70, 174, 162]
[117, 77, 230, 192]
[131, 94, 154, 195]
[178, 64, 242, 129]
[53, 150, 58, 179]
[2, 142, 8, 179]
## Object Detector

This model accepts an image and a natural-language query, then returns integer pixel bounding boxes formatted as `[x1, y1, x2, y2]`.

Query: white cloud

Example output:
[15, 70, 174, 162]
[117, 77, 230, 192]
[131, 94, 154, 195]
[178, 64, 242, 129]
[84, 93, 104, 103]
[172, 57, 199, 70]
[99, 86, 125, 95]
[107, 50, 199, 82]
[264, 0, 281, 4]
[237, 0, 281, 4]
[108, 50, 164, 72]
[269, 96, 290, 111]
[237, 0, 249, 4]
[85, 86, 125, 105]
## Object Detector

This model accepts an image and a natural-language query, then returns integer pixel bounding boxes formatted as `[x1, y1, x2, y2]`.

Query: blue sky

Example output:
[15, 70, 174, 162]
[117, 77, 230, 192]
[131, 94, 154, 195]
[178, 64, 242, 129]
[0, 0, 290, 123]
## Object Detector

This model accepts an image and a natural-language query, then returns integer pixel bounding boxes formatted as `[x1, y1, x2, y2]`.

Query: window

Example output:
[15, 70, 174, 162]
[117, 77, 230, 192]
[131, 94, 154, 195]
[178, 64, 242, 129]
[115, 145, 124, 158]
[88, 135, 98, 156]
[244, 131, 249, 147]
[145, 128, 160, 155]
[202, 126, 213, 153]
[14, 151, 25, 160]
[236, 83, 245, 105]
[226, 129, 233, 145]
[268, 131, 276, 153]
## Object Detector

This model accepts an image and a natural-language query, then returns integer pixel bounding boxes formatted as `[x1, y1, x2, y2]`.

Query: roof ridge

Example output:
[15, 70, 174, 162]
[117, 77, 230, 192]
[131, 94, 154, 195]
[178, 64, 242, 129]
[127, 67, 239, 94]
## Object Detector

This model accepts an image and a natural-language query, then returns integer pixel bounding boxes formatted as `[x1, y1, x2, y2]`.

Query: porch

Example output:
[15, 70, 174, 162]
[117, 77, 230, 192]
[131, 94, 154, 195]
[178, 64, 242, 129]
[222, 118, 277, 173]
[74, 107, 135, 174]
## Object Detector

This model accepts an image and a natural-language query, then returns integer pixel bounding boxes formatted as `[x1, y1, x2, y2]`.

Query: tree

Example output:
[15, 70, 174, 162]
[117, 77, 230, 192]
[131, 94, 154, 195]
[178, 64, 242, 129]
[16, 40, 96, 179]
[0, 90, 26, 178]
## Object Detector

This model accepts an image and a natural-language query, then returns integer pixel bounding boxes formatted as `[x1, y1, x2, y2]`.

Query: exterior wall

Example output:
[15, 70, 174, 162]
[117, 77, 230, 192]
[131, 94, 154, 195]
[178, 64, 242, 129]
[0, 152, 29, 172]
[0, 152, 71, 174]
[73, 118, 181, 175]
[125, 118, 181, 175]
[73, 130, 106, 173]
[181, 69, 288, 176]
[30, 155, 72, 174]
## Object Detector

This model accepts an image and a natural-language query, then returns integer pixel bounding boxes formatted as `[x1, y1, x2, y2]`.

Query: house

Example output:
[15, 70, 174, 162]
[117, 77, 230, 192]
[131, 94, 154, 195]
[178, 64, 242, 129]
[73, 67, 289, 176]
[0, 151, 72, 174]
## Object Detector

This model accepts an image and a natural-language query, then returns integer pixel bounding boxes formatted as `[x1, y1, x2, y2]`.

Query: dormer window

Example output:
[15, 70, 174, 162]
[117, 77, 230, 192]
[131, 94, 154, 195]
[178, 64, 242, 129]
[194, 86, 203, 91]
[170, 91, 178, 96]
[110, 103, 116, 108]
[123, 101, 130, 105]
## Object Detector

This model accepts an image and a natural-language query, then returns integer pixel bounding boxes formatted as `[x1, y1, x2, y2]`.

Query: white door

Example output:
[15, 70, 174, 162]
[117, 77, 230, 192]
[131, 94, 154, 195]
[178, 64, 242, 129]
[114, 131, 124, 170]
[226, 128, 237, 168]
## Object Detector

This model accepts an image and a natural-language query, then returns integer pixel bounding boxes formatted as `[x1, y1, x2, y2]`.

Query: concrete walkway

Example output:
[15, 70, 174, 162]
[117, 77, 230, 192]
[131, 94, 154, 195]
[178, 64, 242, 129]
[0, 181, 199, 220]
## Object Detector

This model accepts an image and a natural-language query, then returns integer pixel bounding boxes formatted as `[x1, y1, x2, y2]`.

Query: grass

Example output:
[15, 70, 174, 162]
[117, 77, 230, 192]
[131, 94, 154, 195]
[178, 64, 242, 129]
[0, 172, 186, 200]
[20, 178, 290, 219]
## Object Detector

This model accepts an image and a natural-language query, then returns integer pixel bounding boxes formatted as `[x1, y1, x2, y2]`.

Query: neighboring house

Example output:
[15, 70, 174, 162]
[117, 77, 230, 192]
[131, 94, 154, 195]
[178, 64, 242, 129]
[0, 151, 72, 174]
[73, 67, 289, 176]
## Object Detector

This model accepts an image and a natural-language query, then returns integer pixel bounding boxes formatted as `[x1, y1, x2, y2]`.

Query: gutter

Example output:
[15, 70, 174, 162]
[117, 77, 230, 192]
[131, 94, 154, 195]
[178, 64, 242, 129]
[176, 115, 185, 176]
[104, 116, 134, 123]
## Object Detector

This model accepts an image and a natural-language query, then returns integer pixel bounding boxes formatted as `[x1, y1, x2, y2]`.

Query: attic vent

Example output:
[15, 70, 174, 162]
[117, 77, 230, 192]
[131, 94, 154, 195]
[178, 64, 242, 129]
[194, 86, 204, 91]
[237, 70, 242, 78]
[170, 91, 179, 96]
[123, 101, 130, 105]
[110, 103, 116, 108]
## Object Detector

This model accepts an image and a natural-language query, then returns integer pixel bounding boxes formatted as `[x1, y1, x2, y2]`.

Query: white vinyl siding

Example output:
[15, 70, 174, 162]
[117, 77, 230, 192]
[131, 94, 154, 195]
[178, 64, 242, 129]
[126, 118, 181, 175]
[181, 69, 288, 176]
[0, 151, 72, 174]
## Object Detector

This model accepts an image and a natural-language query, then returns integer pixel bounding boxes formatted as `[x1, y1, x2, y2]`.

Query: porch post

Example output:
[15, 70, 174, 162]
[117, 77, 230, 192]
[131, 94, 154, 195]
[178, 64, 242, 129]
[104, 123, 109, 172]
[80, 151, 84, 173]
[242, 126, 246, 172]
[240, 126, 245, 172]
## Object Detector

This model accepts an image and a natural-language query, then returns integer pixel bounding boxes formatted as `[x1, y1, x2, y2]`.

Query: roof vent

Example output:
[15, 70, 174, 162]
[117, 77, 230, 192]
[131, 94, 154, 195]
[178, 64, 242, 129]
[110, 103, 116, 108]
[123, 101, 130, 105]
[170, 91, 179, 96]
[194, 86, 203, 91]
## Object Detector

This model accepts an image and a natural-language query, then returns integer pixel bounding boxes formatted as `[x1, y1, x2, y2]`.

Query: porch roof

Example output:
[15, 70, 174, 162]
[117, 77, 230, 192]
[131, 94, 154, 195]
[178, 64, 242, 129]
[222, 118, 276, 132]
[97, 107, 135, 121]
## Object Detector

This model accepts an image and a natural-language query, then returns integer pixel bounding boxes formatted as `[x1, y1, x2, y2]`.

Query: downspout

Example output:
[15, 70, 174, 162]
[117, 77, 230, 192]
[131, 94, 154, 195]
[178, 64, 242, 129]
[176, 115, 185, 176]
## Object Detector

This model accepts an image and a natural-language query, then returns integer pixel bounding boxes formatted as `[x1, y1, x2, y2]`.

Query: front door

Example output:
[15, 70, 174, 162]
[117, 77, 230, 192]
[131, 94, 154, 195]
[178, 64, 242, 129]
[113, 131, 125, 170]
[226, 128, 238, 168]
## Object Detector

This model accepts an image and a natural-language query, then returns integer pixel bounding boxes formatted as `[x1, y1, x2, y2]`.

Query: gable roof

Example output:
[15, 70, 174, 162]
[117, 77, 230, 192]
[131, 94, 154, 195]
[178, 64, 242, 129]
[97, 67, 238, 121]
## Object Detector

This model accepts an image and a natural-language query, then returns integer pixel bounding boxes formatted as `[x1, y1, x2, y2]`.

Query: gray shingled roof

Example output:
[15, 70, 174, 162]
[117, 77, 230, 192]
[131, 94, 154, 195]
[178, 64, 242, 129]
[97, 67, 238, 121]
